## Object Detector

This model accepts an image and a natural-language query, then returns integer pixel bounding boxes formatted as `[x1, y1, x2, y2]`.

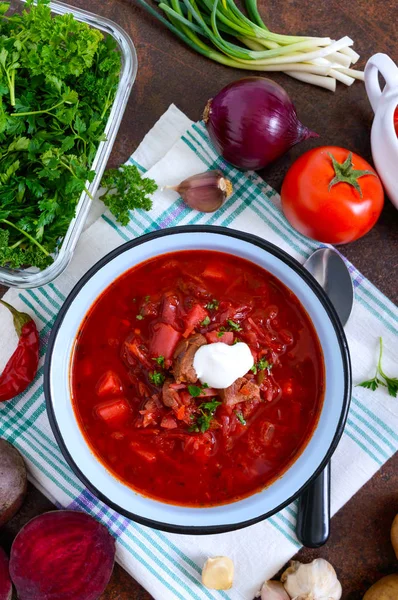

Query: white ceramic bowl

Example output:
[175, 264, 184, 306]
[44, 226, 351, 533]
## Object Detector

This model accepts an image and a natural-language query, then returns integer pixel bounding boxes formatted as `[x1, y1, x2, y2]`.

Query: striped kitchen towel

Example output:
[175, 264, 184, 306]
[0, 104, 397, 600]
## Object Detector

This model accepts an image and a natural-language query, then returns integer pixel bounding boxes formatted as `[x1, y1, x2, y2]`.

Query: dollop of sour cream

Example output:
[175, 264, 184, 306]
[193, 342, 254, 389]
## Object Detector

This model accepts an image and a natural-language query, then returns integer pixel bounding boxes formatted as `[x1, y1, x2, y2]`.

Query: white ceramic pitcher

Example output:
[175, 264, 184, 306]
[365, 53, 398, 209]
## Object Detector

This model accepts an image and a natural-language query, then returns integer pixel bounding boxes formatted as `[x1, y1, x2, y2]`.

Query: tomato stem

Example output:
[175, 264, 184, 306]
[328, 152, 375, 197]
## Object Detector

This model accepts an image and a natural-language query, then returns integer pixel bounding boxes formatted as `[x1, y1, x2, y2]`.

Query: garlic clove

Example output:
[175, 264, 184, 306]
[260, 579, 290, 600]
[281, 558, 342, 600]
[168, 170, 233, 212]
[201, 556, 234, 590]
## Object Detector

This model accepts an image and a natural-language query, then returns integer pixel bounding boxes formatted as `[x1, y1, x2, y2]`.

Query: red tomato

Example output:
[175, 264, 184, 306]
[281, 146, 384, 244]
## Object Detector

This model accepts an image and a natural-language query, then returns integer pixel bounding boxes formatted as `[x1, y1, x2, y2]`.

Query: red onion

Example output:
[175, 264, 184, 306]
[204, 77, 318, 170]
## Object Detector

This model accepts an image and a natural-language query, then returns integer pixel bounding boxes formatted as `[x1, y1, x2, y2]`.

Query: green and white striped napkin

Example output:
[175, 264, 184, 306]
[0, 105, 397, 600]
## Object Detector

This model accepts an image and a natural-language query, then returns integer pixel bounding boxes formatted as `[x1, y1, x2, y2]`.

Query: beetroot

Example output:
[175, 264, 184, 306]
[9, 510, 115, 600]
[0, 548, 12, 600]
[0, 439, 27, 527]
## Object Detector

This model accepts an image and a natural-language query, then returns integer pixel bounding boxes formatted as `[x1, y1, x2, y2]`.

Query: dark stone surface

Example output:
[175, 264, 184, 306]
[0, 0, 397, 598]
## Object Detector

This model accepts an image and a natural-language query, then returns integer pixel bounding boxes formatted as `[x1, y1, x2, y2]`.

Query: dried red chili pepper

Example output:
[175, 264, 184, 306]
[0, 300, 39, 402]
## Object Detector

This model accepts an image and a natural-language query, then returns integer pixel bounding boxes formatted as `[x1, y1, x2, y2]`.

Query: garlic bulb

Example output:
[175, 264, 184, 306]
[202, 556, 234, 590]
[260, 579, 290, 600]
[281, 559, 342, 600]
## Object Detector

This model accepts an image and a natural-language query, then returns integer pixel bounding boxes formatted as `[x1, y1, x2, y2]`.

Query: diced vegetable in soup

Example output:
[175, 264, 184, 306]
[71, 251, 324, 506]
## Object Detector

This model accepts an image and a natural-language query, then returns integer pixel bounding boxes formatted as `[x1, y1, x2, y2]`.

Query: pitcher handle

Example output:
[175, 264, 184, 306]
[365, 53, 398, 113]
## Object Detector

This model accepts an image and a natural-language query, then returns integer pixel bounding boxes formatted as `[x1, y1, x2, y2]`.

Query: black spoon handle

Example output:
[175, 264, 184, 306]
[296, 462, 331, 548]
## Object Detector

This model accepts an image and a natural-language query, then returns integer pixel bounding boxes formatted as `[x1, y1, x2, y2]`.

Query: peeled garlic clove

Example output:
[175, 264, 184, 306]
[170, 170, 233, 212]
[281, 558, 342, 600]
[260, 580, 290, 600]
[201, 556, 234, 590]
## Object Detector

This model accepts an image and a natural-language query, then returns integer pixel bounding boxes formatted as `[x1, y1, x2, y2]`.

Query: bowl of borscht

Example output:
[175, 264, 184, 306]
[44, 226, 351, 533]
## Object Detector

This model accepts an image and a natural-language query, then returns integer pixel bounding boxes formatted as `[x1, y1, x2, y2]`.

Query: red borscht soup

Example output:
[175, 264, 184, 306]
[71, 250, 324, 506]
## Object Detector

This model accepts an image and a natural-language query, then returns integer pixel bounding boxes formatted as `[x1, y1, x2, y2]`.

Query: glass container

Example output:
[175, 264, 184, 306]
[0, 0, 137, 288]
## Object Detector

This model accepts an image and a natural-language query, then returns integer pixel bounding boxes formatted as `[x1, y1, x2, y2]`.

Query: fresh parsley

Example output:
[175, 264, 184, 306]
[357, 337, 398, 398]
[188, 385, 202, 397]
[190, 399, 221, 433]
[188, 383, 209, 397]
[152, 355, 165, 368]
[200, 316, 211, 327]
[136, 314, 144, 320]
[205, 299, 219, 310]
[0, 1, 156, 270]
[227, 319, 242, 332]
[149, 371, 166, 386]
[100, 165, 157, 227]
[235, 411, 246, 425]
[251, 357, 272, 375]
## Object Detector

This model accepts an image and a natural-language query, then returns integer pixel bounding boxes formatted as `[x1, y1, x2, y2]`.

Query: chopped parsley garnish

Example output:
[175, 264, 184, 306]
[152, 355, 165, 367]
[200, 316, 211, 327]
[188, 383, 209, 397]
[217, 328, 226, 338]
[357, 337, 398, 398]
[251, 358, 272, 374]
[188, 385, 202, 397]
[235, 411, 246, 426]
[144, 295, 150, 302]
[149, 371, 166, 386]
[227, 319, 242, 332]
[189, 399, 222, 433]
[136, 314, 144, 320]
[205, 299, 219, 310]
[200, 399, 221, 412]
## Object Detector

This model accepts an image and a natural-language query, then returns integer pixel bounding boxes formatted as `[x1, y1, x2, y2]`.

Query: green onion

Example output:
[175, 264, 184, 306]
[134, 0, 363, 90]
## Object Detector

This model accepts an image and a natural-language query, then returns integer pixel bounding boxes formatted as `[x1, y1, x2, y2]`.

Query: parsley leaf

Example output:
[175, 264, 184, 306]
[100, 165, 157, 226]
[357, 377, 383, 392]
[188, 383, 209, 397]
[383, 376, 398, 398]
[235, 411, 246, 425]
[251, 358, 272, 375]
[357, 337, 398, 398]
[136, 314, 144, 320]
[188, 385, 202, 397]
[200, 399, 221, 412]
[149, 371, 166, 386]
[152, 356, 165, 368]
[205, 299, 219, 310]
[227, 319, 242, 332]
[200, 315, 211, 327]
[0, 3, 10, 16]
[189, 399, 221, 433]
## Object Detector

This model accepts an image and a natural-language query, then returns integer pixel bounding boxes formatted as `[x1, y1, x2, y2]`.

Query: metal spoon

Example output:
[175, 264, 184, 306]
[296, 247, 354, 548]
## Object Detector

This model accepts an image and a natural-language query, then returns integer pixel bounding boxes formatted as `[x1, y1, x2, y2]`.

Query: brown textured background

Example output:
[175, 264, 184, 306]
[1, 0, 398, 598]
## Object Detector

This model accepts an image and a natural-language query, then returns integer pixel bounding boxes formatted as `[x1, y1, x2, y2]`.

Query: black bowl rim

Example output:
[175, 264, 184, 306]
[44, 225, 352, 535]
